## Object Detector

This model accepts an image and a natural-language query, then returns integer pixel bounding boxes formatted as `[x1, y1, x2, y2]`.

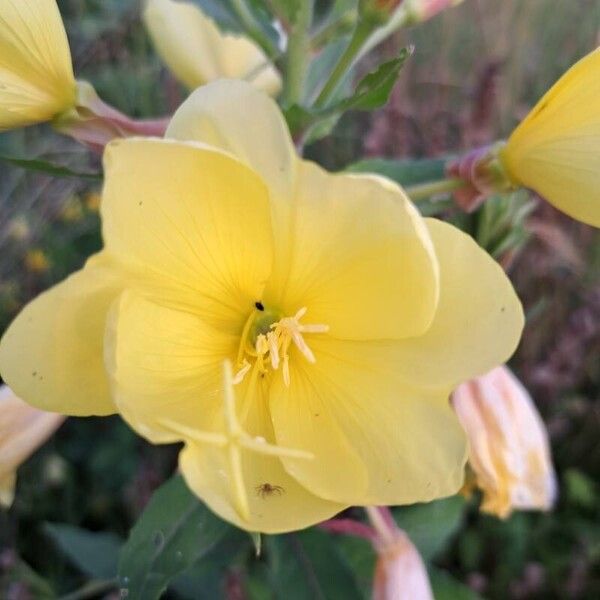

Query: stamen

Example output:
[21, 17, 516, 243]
[234, 306, 328, 386]
[233, 359, 251, 385]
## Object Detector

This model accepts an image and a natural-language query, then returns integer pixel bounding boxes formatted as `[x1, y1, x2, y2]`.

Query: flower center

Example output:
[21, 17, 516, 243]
[234, 305, 328, 387]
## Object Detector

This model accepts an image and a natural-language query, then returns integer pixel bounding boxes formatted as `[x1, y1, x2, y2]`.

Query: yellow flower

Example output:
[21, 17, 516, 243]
[143, 0, 281, 96]
[0, 0, 76, 130]
[501, 47, 600, 227]
[0, 80, 523, 532]
[452, 365, 558, 519]
[0, 385, 65, 507]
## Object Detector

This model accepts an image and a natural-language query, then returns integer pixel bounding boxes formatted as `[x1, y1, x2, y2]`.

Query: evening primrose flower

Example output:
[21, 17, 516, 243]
[144, 0, 281, 96]
[0, 0, 76, 129]
[501, 47, 600, 227]
[0, 80, 523, 533]
[0, 385, 64, 507]
[452, 365, 558, 519]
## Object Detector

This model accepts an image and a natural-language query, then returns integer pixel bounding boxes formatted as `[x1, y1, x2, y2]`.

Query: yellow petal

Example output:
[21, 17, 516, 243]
[0, 385, 65, 507]
[144, 0, 281, 96]
[166, 80, 297, 207]
[265, 160, 439, 340]
[391, 219, 524, 390]
[0, 0, 76, 129]
[105, 290, 237, 444]
[503, 48, 600, 227]
[0, 253, 122, 416]
[179, 375, 346, 533]
[270, 337, 467, 505]
[102, 137, 274, 331]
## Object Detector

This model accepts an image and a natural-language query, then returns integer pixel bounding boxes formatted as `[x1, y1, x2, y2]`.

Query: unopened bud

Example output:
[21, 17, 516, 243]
[360, 0, 405, 23]
[406, 0, 464, 23]
[373, 530, 433, 600]
[0, 386, 65, 507]
[452, 366, 558, 519]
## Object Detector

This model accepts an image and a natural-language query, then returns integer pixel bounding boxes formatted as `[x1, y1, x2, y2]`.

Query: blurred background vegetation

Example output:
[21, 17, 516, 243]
[0, 0, 599, 598]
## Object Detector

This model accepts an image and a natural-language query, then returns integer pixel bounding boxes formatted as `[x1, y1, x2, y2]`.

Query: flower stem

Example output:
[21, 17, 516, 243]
[404, 178, 465, 201]
[365, 506, 397, 545]
[282, 1, 314, 106]
[314, 20, 374, 108]
[319, 518, 377, 541]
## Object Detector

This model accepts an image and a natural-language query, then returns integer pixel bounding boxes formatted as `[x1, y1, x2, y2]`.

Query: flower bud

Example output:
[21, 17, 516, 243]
[452, 366, 558, 519]
[360, 0, 405, 22]
[0, 386, 65, 507]
[143, 0, 281, 96]
[0, 0, 76, 130]
[372, 529, 434, 600]
[405, 0, 464, 24]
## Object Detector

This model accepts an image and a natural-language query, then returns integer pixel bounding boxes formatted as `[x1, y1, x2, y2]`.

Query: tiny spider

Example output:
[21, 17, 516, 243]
[255, 483, 285, 499]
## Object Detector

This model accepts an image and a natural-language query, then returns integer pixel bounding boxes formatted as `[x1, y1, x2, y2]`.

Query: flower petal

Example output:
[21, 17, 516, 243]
[265, 161, 439, 340]
[180, 375, 346, 533]
[166, 80, 296, 205]
[503, 48, 600, 226]
[0, 0, 76, 129]
[144, 0, 281, 96]
[270, 338, 467, 505]
[105, 290, 237, 444]
[102, 137, 274, 332]
[392, 218, 524, 390]
[0, 253, 122, 416]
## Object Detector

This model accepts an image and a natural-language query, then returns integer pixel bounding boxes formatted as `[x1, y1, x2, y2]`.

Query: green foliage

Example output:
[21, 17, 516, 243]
[44, 523, 122, 579]
[0, 155, 102, 181]
[286, 47, 411, 139]
[249, 528, 364, 600]
[117, 475, 233, 600]
[394, 496, 466, 562]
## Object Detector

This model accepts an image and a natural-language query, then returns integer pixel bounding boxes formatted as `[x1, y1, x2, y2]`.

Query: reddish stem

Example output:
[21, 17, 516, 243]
[318, 518, 377, 542]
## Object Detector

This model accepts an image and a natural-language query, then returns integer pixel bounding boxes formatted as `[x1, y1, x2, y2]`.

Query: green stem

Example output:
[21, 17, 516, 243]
[404, 178, 465, 201]
[59, 579, 117, 600]
[230, 0, 278, 58]
[314, 20, 374, 109]
[282, 1, 314, 106]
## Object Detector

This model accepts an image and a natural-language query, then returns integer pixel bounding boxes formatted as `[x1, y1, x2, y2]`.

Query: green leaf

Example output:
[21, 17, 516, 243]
[346, 157, 452, 216]
[429, 567, 483, 600]
[118, 474, 232, 600]
[168, 528, 249, 599]
[185, 0, 242, 31]
[257, 528, 365, 600]
[285, 48, 411, 140]
[334, 47, 413, 112]
[393, 495, 466, 562]
[346, 157, 447, 186]
[267, 0, 303, 22]
[44, 523, 122, 580]
[0, 155, 102, 180]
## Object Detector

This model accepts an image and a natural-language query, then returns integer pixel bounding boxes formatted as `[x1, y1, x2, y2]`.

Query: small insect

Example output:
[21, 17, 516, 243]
[255, 483, 285, 499]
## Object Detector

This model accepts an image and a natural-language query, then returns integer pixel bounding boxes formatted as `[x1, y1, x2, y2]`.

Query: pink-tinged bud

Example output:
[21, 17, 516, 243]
[0, 386, 65, 507]
[446, 142, 514, 212]
[366, 506, 433, 600]
[452, 366, 558, 519]
[360, 0, 405, 22]
[407, 0, 464, 23]
[54, 82, 169, 153]
[372, 530, 433, 600]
